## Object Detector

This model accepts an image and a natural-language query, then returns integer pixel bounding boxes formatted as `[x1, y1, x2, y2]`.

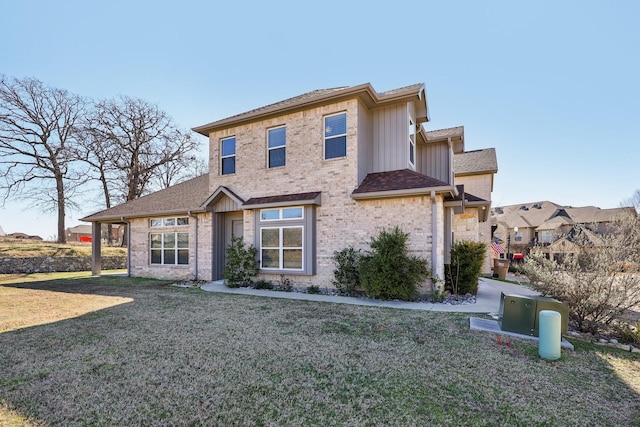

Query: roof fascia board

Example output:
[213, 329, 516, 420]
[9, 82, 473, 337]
[82, 208, 208, 223]
[243, 193, 322, 209]
[201, 186, 245, 209]
[351, 185, 456, 201]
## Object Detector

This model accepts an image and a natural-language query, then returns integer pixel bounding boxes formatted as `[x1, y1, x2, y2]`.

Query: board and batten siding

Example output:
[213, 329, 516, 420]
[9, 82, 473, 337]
[371, 103, 411, 173]
[357, 100, 374, 184]
[419, 140, 452, 184]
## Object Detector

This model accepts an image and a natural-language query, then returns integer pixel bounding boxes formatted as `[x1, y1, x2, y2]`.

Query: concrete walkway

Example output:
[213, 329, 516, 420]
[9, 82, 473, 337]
[200, 275, 540, 314]
[201, 276, 576, 350]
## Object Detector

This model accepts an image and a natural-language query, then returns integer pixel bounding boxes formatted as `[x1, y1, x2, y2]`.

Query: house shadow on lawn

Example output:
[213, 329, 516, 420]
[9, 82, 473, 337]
[0, 274, 172, 333]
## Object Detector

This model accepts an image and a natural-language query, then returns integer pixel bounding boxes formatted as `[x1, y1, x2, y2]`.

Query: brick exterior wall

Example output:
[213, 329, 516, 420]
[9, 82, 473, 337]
[125, 97, 448, 291]
[128, 215, 213, 281]
[454, 174, 493, 274]
[205, 99, 439, 291]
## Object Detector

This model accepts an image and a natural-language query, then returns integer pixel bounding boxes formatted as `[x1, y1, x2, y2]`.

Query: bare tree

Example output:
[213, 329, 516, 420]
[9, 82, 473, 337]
[151, 150, 208, 190]
[0, 75, 86, 243]
[523, 210, 640, 333]
[621, 189, 640, 212]
[86, 96, 200, 203]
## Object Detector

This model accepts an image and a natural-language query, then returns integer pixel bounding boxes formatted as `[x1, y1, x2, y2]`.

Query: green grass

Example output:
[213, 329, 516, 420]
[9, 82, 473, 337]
[0, 275, 638, 426]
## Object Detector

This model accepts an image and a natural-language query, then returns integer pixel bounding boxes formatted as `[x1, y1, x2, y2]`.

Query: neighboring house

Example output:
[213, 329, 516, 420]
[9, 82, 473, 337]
[83, 82, 496, 293]
[66, 224, 93, 242]
[491, 201, 634, 261]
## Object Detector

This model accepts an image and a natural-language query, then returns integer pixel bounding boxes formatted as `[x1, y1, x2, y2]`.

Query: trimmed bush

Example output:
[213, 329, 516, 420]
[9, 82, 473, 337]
[223, 236, 258, 288]
[445, 240, 487, 295]
[359, 227, 430, 301]
[332, 247, 362, 296]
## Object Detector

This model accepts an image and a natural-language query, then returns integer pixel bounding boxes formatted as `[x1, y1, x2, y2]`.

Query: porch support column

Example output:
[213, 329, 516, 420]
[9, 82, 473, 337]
[91, 221, 102, 276]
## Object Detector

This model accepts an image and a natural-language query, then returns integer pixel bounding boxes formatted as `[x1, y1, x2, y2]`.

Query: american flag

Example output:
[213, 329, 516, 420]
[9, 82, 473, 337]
[491, 241, 505, 255]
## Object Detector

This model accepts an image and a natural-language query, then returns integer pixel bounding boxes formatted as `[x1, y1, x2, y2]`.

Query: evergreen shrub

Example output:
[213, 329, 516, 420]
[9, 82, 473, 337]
[223, 236, 258, 288]
[445, 240, 487, 295]
[359, 227, 430, 301]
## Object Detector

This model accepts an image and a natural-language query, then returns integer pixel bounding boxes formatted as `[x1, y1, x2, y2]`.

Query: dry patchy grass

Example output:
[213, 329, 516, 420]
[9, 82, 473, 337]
[0, 239, 126, 257]
[0, 276, 639, 426]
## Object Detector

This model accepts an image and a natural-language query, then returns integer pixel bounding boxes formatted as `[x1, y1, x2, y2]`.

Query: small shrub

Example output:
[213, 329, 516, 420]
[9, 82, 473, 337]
[253, 279, 274, 290]
[223, 236, 258, 288]
[614, 321, 640, 345]
[332, 247, 362, 296]
[278, 275, 293, 292]
[359, 226, 430, 301]
[445, 240, 487, 295]
[307, 285, 322, 294]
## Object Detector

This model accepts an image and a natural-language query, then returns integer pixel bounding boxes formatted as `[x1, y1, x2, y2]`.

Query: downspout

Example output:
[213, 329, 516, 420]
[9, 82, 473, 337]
[188, 211, 198, 281]
[430, 190, 440, 291]
[121, 217, 131, 277]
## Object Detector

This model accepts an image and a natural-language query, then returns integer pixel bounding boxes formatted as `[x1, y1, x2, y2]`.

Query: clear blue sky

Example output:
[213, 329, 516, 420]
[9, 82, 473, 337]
[1, 0, 639, 240]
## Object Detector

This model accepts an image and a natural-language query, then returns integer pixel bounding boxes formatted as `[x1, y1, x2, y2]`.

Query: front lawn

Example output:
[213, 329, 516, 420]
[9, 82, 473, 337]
[0, 275, 638, 426]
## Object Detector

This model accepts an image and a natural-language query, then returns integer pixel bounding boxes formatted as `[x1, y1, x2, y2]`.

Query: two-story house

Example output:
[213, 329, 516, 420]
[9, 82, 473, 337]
[83, 82, 495, 294]
[491, 201, 635, 261]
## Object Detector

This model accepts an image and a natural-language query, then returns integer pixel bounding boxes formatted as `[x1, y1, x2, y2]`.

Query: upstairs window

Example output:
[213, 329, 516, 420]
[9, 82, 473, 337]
[221, 137, 236, 175]
[324, 112, 347, 159]
[268, 126, 286, 168]
[409, 119, 416, 167]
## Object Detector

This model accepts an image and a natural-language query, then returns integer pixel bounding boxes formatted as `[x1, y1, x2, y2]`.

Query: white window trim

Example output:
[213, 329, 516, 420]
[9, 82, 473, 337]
[409, 118, 416, 168]
[150, 232, 189, 265]
[267, 126, 286, 168]
[324, 112, 347, 160]
[150, 217, 189, 228]
[260, 226, 304, 271]
[221, 136, 236, 175]
[260, 206, 304, 222]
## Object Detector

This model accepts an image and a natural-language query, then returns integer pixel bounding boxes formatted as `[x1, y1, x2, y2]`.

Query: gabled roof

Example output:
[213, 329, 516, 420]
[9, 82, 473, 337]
[491, 201, 635, 230]
[352, 169, 455, 200]
[193, 83, 428, 135]
[454, 148, 498, 176]
[425, 126, 464, 141]
[244, 192, 322, 209]
[424, 126, 465, 153]
[81, 174, 210, 222]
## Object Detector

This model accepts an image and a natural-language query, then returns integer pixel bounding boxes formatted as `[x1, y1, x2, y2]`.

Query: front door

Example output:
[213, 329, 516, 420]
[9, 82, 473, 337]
[222, 212, 244, 268]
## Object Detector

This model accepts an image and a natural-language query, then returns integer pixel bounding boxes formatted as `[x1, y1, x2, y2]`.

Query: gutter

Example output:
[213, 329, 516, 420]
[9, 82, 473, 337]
[188, 211, 198, 281]
[121, 217, 131, 277]
[351, 185, 457, 201]
[431, 191, 440, 291]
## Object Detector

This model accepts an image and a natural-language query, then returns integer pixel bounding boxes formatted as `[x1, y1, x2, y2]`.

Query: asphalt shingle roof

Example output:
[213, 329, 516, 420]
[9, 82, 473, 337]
[82, 174, 210, 222]
[425, 126, 464, 141]
[193, 83, 426, 135]
[454, 148, 498, 175]
[352, 169, 450, 195]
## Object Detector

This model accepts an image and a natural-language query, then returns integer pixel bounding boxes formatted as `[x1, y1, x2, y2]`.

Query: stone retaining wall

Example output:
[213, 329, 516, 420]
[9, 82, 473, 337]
[0, 256, 126, 274]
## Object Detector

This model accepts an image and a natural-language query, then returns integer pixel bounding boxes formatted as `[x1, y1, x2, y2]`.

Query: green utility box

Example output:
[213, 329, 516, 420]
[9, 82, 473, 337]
[533, 296, 569, 336]
[498, 293, 568, 337]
